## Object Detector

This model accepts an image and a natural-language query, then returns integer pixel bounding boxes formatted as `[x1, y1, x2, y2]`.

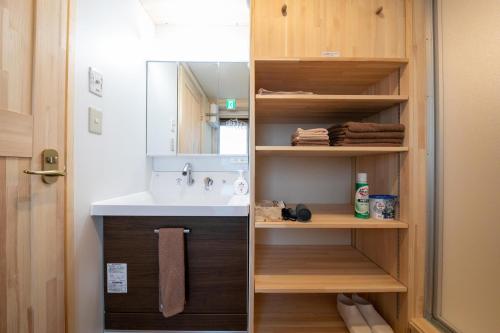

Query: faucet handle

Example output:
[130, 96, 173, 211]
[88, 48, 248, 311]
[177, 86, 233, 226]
[204, 177, 214, 191]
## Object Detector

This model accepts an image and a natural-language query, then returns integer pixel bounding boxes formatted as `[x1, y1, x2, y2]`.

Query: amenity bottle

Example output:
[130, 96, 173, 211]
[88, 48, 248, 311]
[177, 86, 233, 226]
[355, 173, 370, 219]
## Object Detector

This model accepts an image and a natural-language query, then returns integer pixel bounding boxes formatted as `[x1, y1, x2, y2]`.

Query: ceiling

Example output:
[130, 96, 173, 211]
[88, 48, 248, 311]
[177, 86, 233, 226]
[139, 0, 250, 26]
[186, 62, 249, 100]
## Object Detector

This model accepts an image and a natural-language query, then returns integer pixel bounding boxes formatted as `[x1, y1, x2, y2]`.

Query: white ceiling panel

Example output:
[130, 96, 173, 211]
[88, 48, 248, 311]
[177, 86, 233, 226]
[140, 0, 249, 26]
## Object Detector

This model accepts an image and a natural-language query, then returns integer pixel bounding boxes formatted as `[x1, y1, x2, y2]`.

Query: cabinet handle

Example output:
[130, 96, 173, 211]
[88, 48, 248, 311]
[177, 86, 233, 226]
[281, 4, 287, 17]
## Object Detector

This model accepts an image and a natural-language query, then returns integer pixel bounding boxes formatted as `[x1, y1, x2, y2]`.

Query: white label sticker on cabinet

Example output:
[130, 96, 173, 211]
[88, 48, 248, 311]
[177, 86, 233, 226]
[321, 51, 341, 57]
[107, 263, 127, 293]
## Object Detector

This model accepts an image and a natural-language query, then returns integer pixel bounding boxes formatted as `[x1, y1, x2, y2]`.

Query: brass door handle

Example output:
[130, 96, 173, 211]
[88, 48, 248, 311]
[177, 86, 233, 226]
[24, 149, 66, 184]
[24, 169, 66, 177]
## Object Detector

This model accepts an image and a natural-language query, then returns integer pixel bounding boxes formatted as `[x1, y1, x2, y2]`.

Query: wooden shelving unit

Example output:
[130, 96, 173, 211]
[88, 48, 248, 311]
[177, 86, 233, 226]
[249, 2, 429, 332]
[255, 245, 407, 294]
[255, 204, 408, 229]
[256, 94, 409, 123]
[251, 55, 410, 333]
[255, 294, 349, 333]
[256, 146, 409, 157]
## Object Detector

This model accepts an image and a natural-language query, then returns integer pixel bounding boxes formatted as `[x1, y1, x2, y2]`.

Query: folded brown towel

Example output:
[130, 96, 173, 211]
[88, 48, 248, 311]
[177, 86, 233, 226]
[292, 135, 329, 141]
[294, 137, 329, 143]
[295, 128, 329, 135]
[332, 138, 403, 144]
[329, 129, 405, 139]
[293, 141, 330, 146]
[159, 229, 185, 318]
[329, 122, 405, 133]
[333, 142, 403, 147]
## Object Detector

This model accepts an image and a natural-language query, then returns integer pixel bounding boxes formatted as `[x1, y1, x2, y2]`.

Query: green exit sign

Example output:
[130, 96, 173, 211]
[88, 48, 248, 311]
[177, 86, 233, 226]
[226, 99, 237, 110]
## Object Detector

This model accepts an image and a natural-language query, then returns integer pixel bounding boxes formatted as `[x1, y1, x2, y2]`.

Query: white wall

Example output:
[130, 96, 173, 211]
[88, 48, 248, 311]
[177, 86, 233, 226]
[436, 0, 500, 331]
[72, 1, 155, 332]
[152, 24, 250, 62]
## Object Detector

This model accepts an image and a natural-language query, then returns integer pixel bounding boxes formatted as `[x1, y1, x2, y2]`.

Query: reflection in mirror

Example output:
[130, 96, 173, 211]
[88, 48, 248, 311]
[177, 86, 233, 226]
[147, 61, 249, 156]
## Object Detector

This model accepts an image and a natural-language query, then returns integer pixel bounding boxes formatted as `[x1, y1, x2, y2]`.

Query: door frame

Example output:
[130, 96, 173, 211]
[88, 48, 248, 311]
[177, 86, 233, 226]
[64, 0, 76, 332]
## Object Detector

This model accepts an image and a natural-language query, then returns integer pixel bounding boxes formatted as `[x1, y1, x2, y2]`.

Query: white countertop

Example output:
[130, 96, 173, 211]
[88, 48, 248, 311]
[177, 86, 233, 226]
[91, 191, 250, 217]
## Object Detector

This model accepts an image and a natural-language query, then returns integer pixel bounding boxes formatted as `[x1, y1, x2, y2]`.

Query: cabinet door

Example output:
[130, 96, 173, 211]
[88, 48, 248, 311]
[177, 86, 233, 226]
[253, 0, 287, 57]
[103, 217, 248, 331]
[347, 0, 406, 58]
[254, 0, 407, 58]
[286, 0, 349, 57]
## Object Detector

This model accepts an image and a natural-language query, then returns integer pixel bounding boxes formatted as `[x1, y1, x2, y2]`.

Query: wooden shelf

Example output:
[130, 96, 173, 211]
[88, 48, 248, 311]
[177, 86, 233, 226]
[255, 57, 408, 95]
[255, 245, 407, 294]
[255, 204, 407, 229]
[256, 146, 409, 157]
[256, 94, 408, 123]
[255, 294, 349, 333]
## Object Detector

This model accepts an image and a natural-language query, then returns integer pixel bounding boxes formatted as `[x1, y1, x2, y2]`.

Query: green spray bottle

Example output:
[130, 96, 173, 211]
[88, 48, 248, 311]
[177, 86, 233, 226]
[355, 173, 369, 219]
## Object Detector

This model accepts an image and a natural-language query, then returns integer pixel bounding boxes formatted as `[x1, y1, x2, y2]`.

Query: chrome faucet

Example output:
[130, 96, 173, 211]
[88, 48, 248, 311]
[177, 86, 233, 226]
[204, 177, 214, 191]
[182, 163, 194, 186]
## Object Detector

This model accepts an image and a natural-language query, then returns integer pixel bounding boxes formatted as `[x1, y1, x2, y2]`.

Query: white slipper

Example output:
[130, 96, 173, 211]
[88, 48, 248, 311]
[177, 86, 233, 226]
[337, 294, 372, 333]
[352, 294, 394, 333]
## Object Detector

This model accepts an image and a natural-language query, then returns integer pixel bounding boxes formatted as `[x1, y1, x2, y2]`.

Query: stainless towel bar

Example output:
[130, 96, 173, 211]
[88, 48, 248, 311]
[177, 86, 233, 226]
[154, 229, 190, 234]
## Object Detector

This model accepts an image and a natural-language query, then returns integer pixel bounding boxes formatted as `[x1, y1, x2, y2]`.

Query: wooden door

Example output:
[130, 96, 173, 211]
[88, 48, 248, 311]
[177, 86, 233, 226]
[0, 1, 69, 333]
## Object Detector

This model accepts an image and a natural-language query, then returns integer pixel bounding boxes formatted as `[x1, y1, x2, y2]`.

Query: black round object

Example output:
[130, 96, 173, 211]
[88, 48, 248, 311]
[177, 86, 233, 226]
[295, 204, 312, 222]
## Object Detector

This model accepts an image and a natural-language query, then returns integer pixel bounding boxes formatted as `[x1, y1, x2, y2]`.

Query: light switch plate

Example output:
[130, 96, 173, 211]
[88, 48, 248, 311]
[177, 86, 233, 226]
[89, 107, 103, 135]
[89, 67, 103, 97]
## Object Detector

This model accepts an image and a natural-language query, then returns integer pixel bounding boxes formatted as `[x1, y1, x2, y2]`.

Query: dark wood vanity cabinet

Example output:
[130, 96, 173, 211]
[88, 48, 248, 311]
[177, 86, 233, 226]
[103, 216, 248, 331]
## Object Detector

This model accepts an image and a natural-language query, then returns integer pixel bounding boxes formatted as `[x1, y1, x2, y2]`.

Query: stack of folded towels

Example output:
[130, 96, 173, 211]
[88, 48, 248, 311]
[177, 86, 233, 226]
[291, 128, 329, 146]
[328, 122, 405, 147]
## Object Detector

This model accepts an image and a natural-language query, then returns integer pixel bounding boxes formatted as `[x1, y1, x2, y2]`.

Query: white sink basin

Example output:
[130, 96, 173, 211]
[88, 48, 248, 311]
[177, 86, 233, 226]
[91, 191, 249, 217]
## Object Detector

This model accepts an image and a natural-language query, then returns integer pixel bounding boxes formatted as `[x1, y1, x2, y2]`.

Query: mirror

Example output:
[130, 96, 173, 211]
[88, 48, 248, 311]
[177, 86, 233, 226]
[147, 61, 249, 156]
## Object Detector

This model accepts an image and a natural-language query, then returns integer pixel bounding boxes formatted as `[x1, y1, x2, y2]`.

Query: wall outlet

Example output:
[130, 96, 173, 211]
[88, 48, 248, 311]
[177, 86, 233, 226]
[89, 107, 103, 135]
[89, 67, 103, 97]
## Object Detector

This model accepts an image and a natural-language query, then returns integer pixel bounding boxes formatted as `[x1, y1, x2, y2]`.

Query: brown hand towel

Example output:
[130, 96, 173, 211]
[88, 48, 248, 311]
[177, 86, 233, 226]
[329, 122, 405, 133]
[329, 129, 405, 139]
[159, 229, 185, 318]
[333, 142, 403, 147]
[332, 138, 403, 144]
